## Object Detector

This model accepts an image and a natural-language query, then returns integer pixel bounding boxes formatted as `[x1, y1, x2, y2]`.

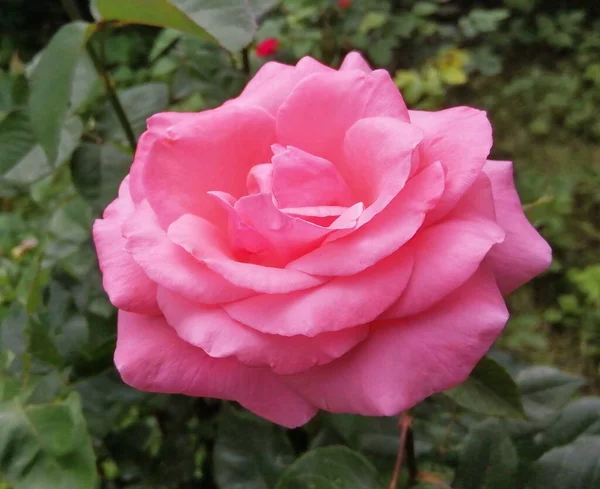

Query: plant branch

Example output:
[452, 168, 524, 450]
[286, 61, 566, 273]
[59, 0, 137, 153]
[389, 413, 414, 489]
[241, 47, 251, 77]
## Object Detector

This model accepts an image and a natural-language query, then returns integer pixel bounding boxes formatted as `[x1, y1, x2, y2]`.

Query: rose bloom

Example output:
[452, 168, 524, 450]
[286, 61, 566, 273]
[93, 52, 551, 427]
[255, 38, 280, 58]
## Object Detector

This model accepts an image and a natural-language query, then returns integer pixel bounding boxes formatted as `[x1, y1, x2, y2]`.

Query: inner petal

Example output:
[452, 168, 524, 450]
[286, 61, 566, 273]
[271, 146, 354, 208]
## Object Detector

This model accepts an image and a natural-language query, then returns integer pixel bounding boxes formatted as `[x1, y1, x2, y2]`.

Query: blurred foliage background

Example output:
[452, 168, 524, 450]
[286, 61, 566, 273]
[0, 1, 599, 488]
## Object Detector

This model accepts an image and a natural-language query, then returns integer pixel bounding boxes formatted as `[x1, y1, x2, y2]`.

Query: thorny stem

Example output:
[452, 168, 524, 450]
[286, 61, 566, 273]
[389, 413, 415, 489]
[59, 0, 137, 153]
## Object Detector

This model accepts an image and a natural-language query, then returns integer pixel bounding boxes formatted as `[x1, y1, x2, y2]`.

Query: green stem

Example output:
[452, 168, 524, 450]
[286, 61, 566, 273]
[59, 0, 137, 153]
[241, 47, 251, 77]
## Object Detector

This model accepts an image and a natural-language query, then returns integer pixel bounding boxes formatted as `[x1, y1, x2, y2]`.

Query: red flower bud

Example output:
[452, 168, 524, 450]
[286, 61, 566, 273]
[255, 38, 281, 58]
[338, 0, 352, 8]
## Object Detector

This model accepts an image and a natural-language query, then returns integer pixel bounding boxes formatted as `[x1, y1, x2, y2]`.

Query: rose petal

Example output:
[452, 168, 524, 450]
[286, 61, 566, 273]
[277, 69, 409, 167]
[157, 287, 369, 374]
[288, 162, 445, 276]
[142, 105, 276, 228]
[92, 178, 160, 315]
[483, 160, 552, 293]
[115, 311, 317, 427]
[231, 56, 334, 116]
[224, 250, 414, 337]
[282, 266, 508, 416]
[337, 117, 423, 229]
[123, 200, 254, 304]
[409, 107, 493, 223]
[271, 146, 354, 208]
[167, 213, 327, 293]
[340, 52, 372, 73]
[383, 174, 505, 318]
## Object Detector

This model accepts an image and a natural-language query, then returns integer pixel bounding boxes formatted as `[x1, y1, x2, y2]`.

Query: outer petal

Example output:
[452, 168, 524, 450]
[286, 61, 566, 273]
[288, 162, 445, 276]
[223, 250, 414, 337]
[231, 56, 333, 116]
[277, 70, 409, 167]
[483, 160, 552, 293]
[167, 214, 327, 293]
[383, 174, 505, 318]
[157, 287, 369, 375]
[340, 52, 372, 73]
[122, 200, 254, 304]
[115, 311, 317, 427]
[92, 178, 160, 315]
[282, 267, 508, 416]
[409, 107, 493, 223]
[129, 111, 228, 205]
[142, 105, 276, 228]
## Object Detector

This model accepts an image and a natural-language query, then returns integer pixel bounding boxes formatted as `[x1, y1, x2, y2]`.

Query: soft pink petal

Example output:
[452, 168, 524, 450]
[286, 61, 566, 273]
[115, 311, 317, 427]
[337, 117, 423, 229]
[340, 52, 372, 73]
[223, 250, 414, 337]
[142, 105, 276, 228]
[276, 70, 409, 167]
[409, 107, 493, 223]
[92, 178, 160, 315]
[231, 57, 333, 116]
[288, 162, 445, 276]
[246, 163, 273, 194]
[271, 146, 354, 208]
[383, 174, 505, 318]
[234, 193, 352, 262]
[157, 287, 369, 375]
[208, 191, 271, 257]
[167, 214, 327, 293]
[483, 160, 552, 293]
[122, 200, 254, 304]
[282, 267, 508, 416]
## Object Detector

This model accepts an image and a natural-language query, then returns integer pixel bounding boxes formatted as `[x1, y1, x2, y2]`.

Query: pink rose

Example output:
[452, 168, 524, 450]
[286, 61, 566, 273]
[93, 52, 551, 427]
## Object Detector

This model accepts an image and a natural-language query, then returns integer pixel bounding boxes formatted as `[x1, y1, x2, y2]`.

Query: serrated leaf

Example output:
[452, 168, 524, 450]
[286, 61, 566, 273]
[0, 111, 36, 174]
[0, 392, 97, 489]
[517, 366, 585, 418]
[214, 407, 295, 489]
[527, 436, 600, 489]
[2, 116, 83, 186]
[93, 0, 277, 52]
[70, 143, 132, 211]
[537, 397, 600, 450]
[453, 419, 519, 489]
[28, 22, 93, 162]
[443, 356, 525, 418]
[275, 446, 379, 489]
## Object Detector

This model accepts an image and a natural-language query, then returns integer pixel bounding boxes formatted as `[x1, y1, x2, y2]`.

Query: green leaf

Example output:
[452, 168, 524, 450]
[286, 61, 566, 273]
[98, 82, 169, 142]
[275, 446, 379, 489]
[527, 436, 600, 489]
[443, 356, 526, 418]
[28, 22, 93, 163]
[537, 397, 600, 450]
[517, 366, 585, 418]
[2, 116, 83, 186]
[93, 0, 274, 52]
[214, 407, 295, 489]
[359, 12, 387, 35]
[453, 419, 519, 489]
[0, 111, 36, 175]
[71, 142, 131, 211]
[0, 392, 97, 489]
